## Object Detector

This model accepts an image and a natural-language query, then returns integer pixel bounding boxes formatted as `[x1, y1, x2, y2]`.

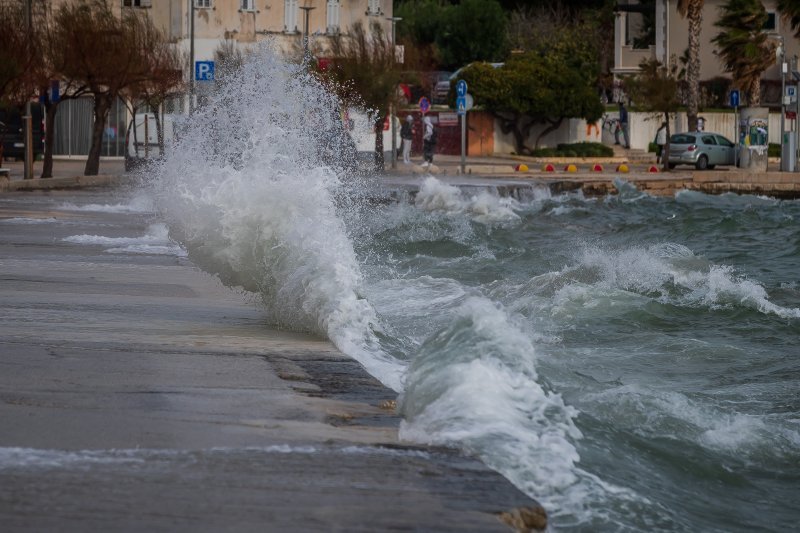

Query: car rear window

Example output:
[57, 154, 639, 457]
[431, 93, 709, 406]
[671, 134, 696, 144]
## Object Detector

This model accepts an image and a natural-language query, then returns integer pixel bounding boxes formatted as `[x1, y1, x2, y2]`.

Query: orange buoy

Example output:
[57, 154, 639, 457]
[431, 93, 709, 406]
[564, 163, 578, 172]
[592, 163, 604, 172]
[543, 163, 556, 172]
[616, 163, 629, 173]
[648, 165, 659, 173]
[515, 163, 529, 172]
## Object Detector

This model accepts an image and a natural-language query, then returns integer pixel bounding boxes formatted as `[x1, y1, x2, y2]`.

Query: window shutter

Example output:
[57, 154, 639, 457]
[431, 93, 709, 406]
[327, 0, 339, 34]
[368, 0, 380, 15]
[140, 0, 152, 6]
[285, 0, 298, 32]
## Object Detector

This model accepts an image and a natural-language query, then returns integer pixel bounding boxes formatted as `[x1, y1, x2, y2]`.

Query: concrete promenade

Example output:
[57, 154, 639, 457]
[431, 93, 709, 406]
[3, 154, 800, 198]
[0, 186, 543, 531]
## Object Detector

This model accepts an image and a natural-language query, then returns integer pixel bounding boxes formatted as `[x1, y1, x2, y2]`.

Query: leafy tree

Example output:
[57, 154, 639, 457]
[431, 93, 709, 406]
[677, 0, 704, 131]
[712, 0, 775, 107]
[51, 0, 159, 176]
[625, 58, 681, 171]
[458, 43, 603, 153]
[321, 21, 403, 170]
[436, 0, 508, 69]
[0, 2, 38, 107]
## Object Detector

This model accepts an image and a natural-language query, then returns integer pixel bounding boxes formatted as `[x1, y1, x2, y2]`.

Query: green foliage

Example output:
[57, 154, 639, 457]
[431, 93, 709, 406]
[436, 0, 509, 69]
[625, 58, 681, 115]
[395, 0, 446, 47]
[777, 0, 800, 39]
[530, 142, 613, 157]
[712, 0, 775, 106]
[768, 143, 781, 157]
[457, 38, 602, 153]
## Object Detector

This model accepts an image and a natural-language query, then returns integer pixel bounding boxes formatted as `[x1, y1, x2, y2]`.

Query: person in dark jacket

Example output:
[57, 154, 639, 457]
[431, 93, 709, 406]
[401, 115, 413, 165]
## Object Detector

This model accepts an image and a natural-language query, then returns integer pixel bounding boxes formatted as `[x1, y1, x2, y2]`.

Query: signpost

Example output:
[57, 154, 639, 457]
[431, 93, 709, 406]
[730, 89, 740, 168]
[419, 96, 430, 115]
[456, 80, 468, 174]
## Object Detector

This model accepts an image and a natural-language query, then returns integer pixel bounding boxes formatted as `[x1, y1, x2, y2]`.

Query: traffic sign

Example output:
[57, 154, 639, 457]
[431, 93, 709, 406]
[786, 85, 797, 103]
[456, 96, 466, 116]
[729, 89, 740, 108]
[195, 61, 215, 82]
[456, 80, 468, 98]
[787, 111, 797, 120]
[419, 96, 430, 114]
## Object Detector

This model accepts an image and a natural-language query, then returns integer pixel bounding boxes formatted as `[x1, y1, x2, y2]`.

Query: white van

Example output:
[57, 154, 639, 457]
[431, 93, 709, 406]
[344, 108, 401, 164]
[124, 113, 178, 171]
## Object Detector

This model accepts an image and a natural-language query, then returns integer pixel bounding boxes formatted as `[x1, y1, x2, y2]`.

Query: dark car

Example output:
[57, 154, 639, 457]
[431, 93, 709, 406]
[0, 104, 44, 161]
[668, 132, 736, 170]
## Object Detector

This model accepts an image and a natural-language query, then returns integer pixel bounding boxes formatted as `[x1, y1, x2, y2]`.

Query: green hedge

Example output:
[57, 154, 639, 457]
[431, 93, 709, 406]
[768, 143, 781, 157]
[530, 142, 614, 158]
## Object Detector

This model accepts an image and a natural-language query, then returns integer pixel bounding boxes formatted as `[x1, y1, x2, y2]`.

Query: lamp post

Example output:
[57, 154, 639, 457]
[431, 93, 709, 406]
[299, 5, 316, 60]
[189, 0, 195, 114]
[387, 16, 402, 169]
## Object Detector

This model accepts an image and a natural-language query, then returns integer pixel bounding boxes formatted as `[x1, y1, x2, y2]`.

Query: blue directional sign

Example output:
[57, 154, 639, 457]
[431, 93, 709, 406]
[456, 79, 468, 98]
[729, 89, 740, 108]
[456, 96, 466, 116]
[419, 96, 430, 114]
[195, 61, 215, 82]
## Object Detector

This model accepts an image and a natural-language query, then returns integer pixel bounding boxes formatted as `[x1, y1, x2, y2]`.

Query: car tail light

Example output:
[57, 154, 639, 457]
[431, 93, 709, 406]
[687, 144, 697, 151]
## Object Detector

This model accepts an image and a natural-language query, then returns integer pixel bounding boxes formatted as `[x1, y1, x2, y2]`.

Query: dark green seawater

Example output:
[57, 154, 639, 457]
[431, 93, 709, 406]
[349, 179, 800, 531]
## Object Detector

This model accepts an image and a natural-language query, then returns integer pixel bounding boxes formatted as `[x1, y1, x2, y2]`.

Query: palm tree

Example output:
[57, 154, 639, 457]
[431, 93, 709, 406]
[712, 0, 775, 107]
[777, 0, 800, 38]
[677, 0, 703, 132]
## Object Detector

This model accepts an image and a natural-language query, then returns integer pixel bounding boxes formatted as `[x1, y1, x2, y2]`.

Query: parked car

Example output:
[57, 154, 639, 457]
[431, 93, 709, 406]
[668, 132, 736, 170]
[0, 104, 44, 161]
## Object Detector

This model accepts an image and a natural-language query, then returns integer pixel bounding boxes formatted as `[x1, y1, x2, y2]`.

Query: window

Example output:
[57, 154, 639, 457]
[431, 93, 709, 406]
[367, 0, 382, 16]
[284, 0, 298, 33]
[701, 136, 717, 145]
[241, 0, 254, 10]
[715, 135, 734, 147]
[671, 134, 696, 144]
[327, 0, 340, 34]
[763, 12, 777, 31]
[195, 0, 211, 8]
[123, 0, 151, 7]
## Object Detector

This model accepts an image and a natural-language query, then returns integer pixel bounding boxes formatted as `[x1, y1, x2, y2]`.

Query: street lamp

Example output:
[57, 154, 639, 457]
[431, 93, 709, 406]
[774, 34, 790, 171]
[299, 5, 316, 59]
[189, 0, 195, 115]
[387, 16, 402, 169]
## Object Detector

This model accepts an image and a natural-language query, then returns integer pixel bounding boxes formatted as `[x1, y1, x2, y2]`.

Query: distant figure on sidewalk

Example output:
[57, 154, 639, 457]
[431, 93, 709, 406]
[401, 115, 413, 165]
[655, 122, 667, 163]
[618, 101, 630, 149]
[422, 116, 436, 166]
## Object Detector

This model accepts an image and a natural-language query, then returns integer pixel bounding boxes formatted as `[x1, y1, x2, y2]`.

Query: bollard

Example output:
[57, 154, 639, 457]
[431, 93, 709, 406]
[515, 164, 529, 172]
[543, 163, 555, 172]
[616, 163, 629, 173]
[564, 163, 578, 172]
[592, 164, 604, 172]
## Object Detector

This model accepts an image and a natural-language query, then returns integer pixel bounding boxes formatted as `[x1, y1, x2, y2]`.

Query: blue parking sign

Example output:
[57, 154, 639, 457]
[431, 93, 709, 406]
[195, 61, 215, 82]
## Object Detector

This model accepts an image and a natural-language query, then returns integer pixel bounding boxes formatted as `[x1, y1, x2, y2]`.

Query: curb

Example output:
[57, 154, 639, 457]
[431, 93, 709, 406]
[0, 174, 126, 192]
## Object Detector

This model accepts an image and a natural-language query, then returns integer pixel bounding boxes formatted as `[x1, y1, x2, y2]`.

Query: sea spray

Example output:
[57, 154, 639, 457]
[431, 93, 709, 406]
[147, 45, 404, 390]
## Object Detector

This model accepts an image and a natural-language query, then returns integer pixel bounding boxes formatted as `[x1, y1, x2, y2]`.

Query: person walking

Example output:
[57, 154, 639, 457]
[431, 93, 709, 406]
[618, 101, 630, 149]
[655, 122, 667, 163]
[422, 116, 436, 166]
[401, 115, 413, 165]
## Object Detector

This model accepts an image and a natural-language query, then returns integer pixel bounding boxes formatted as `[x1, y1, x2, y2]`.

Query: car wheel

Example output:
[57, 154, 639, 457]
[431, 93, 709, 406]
[695, 155, 708, 170]
[668, 163, 676, 169]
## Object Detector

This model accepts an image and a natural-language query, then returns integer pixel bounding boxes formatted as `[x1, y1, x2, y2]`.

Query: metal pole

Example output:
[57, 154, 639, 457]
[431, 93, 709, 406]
[387, 17, 401, 170]
[734, 105, 738, 168]
[189, 0, 195, 115]
[781, 39, 786, 171]
[23, 0, 33, 180]
[460, 113, 466, 174]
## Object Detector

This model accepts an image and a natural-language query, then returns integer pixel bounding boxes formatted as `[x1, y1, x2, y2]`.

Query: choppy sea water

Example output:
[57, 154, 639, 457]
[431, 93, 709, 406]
[140, 47, 799, 531]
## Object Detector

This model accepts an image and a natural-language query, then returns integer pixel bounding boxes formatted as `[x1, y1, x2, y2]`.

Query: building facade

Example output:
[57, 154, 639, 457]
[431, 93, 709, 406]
[46, 0, 393, 158]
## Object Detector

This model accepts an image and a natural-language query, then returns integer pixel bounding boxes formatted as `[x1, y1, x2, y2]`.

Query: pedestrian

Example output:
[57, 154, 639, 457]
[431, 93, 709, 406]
[655, 122, 667, 163]
[401, 115, 413, 165]
[422, 116, 436, 166]
[618, 101, 630, 149]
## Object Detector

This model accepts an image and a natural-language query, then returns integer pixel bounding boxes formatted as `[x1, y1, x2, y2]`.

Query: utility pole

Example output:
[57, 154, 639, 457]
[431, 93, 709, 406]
[189, 0, 195, 114]
[387, 16, 402, 170]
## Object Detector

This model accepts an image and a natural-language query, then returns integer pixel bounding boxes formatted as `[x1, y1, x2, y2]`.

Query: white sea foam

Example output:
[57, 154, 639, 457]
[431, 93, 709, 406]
[146, 44, 404, 391]
[62, 223, 187, 256]
[59, 193, 155, 213]
[414, 177, 521, 223]
[0, 217, 58, 224]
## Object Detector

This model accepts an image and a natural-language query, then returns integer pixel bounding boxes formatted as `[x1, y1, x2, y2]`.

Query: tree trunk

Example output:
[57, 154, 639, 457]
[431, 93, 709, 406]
[374, 115, 385, 171]
[535, 118, 563, 150]
[685, 1, 703, 132]
[748, 78, 761, 107]
[85, 93, 113, 176]
[41, 101, 60, 179]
